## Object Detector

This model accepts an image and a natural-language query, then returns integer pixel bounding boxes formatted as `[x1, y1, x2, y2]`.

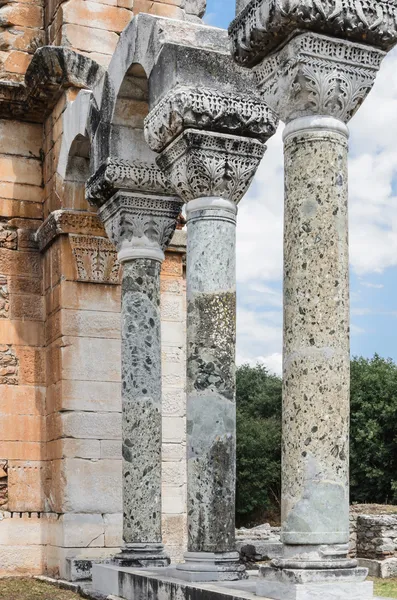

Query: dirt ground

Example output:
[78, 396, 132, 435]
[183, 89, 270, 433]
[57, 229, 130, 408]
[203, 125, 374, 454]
[0, 578, 81, 600]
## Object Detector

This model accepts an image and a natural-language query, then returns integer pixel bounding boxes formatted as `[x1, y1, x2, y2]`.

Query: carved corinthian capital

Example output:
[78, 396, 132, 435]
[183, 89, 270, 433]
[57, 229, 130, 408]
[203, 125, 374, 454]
[254, 32, 385, 123]
[156, 130, 266, 204]
[229, 0, 397, 67]
[144, 86, 278, 152]
[98, 192, 183, 263]
[86, 159, 171, 208]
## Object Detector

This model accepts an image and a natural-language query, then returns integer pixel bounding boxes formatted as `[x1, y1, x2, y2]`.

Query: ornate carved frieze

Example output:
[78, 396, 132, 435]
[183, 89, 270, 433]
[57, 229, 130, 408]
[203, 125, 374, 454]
[254, 33, 385, 123]
[86, 159, 171, 208]
[156, 130, 265, 204]
[69, 235, 121, 284]
[229, 0, 397, 67]
[36, 210, 105, 252]
[98, 193, 183, 263]
[144, 86, 278, 152]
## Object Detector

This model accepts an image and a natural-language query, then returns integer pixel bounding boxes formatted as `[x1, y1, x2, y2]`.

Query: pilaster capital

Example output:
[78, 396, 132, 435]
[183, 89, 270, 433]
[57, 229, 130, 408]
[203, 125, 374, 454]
[86, 159, 171, 209]
[98, 192, 183, 264]
[229, 0, 397, 68]
[253, 32, 385, 124]
[156, 130, 266, 204]
[144, 86, 278, 153]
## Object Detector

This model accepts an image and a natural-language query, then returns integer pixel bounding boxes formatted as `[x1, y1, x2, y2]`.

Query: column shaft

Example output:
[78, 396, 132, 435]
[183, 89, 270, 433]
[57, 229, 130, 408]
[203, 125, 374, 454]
[120, 258, 165, 557]
[186, 198, 237, 554]
[281, 119, 350, 548]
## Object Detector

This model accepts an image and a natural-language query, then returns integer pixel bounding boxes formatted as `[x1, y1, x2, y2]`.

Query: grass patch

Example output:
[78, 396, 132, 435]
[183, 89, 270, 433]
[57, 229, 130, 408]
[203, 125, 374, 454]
[370, 577, 397, 598]
[0, 578, 80, 600]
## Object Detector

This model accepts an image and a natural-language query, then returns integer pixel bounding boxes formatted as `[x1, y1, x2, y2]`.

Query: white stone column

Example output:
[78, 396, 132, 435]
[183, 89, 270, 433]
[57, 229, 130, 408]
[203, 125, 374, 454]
[229, 4, 392, 597]
[89, 182, 183, 567]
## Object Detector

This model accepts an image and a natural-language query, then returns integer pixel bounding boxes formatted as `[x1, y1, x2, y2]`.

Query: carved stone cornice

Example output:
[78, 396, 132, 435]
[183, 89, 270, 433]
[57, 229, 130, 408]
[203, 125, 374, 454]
[98, 192, 183, 263]
[35, 210, 105, 252]
[254, 32, 385, 123]
[144, 86, 278, 152]
[86, 159, 172, 208]
[156, 130, 265, 204]
[229, 0, 397, 68]
[69, 235, 121, 285]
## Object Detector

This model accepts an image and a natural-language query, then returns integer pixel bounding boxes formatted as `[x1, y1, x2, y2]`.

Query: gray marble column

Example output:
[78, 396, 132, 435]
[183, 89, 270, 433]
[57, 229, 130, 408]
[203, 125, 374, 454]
[96, 190, 183, 567]
[179, 196, 244, 580]
[149, 129, 270, 581]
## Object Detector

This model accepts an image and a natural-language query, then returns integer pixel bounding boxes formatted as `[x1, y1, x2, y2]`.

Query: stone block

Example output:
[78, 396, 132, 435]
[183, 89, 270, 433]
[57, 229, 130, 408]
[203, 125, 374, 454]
[0, 545, 45, 576]
[162, 514, 187, 548]
[60, 309, 121, 339]
[162, 484, 186, 514]
[52, 411, 122, 440]
[100, 440, 121, 459]
[46, 438, 101, 460]
[48, 513, 105, 548]
[0, 121, 42, 158]
[0, 248, 41, 277]
[0, 513, 44, 545]
[47, 379, 121, 413]
[162, 443, 185, 462]
[0, 320, 43, 347]
[0, 384, 45, 415]
[59, 281, 121, 313]
[62, 0, 132, 32]
[9, 294, 44, 322]
[0, 199, 42, 220]
[162, 389, 186, 417]
[256, 580, 374, 600]
[0, 441, 45, 461]
[47, 545, 120, 580]
[7, 461, 46, 512]
[163, 417, 186, 443]
[16, 346, 45, 384]
[0, 414, 43, 442]
[162, 462, 186, 487]
[0, 156, 42, 186]
[48, 458, 122, 513]
[162, 321, 185, 346]
[0, 182, 43, 203]
[161, 294, 184, 321]
[104, 513, 122, 547]
[61, 336, 121, 382]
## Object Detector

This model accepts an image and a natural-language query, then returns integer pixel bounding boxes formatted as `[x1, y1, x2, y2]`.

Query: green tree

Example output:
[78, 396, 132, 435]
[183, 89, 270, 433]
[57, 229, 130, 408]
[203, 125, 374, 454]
[236, 364, 282, 523]
[350, 354, 397, 505]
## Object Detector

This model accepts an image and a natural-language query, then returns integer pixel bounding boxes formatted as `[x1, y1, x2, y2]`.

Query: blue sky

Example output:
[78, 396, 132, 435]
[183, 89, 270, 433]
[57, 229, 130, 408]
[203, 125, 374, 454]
[206, 0, 397, 374]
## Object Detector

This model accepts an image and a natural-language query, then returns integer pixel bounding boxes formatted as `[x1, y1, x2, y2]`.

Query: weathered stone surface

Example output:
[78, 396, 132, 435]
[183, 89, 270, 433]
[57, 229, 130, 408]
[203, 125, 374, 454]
[281, 123, 350, 546]
[357, 515, 397, 560]
[157, 130, 265, 203]
[0, 344, 18, 385]
[185, 198, 237, 560]
[121, 259, 163, 545]
[229, 0, 397, 67]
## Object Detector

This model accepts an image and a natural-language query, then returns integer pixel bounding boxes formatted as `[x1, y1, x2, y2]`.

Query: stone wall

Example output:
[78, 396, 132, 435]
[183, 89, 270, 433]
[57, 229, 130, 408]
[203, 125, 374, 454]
[357, 515, 397, 560]
[0, 0, 197, 578]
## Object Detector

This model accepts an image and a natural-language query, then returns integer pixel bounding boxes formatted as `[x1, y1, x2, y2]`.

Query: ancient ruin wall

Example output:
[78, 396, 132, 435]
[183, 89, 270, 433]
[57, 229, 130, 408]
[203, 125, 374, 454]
[0, 0, 201, 577]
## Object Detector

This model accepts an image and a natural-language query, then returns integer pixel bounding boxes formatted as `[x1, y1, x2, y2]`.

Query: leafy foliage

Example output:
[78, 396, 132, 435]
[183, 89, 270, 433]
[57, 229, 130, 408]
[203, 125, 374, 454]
[236, 364, 282, 521]
[350, 354, 397, 505]
[236, 356, 397, 522]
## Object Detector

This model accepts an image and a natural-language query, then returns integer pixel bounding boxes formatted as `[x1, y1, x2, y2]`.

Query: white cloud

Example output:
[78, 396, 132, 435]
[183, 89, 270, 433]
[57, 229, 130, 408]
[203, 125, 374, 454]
[236, 48, 397, 365]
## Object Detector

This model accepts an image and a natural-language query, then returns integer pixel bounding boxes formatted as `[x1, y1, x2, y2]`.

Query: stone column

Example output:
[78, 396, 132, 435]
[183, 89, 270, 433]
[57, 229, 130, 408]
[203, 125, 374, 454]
[145, 91, 278, 575]
[158, 131, 266, 581]
[95, 189, 183, 567]
[229, 4, 392, 598]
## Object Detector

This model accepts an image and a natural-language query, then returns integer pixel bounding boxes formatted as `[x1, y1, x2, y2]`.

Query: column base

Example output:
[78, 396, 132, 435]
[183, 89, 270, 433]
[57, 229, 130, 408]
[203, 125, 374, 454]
[257, 565, 373, 600]
[173, 551, 246, 582]
[113, 543, 170, 568]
